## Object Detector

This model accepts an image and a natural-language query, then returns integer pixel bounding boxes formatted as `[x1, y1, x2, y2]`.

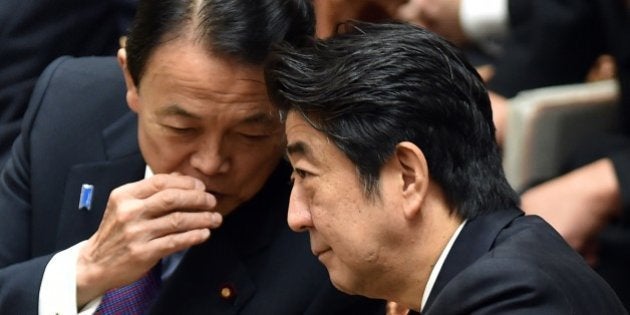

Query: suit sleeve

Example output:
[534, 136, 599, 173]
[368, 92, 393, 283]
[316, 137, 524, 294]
[488, 0, 605, 97]
[0, 57, 73, 314]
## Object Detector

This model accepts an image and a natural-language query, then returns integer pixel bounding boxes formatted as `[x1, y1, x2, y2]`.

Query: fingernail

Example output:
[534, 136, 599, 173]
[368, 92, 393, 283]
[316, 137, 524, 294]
[206, 194, 217, 206]
[212, 212, 223, 225]
[195, 179, 205, 190]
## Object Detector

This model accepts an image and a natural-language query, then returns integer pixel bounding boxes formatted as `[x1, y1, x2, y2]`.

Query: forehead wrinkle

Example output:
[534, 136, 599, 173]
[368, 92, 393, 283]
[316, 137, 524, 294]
[157, 72, 267, 100]
[157, 104, 201, 120]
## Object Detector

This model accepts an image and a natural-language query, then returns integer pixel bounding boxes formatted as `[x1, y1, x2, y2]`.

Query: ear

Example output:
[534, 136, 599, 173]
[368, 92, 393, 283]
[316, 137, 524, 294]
[394, 141, 430, 220]
[117, 48, 140, 113]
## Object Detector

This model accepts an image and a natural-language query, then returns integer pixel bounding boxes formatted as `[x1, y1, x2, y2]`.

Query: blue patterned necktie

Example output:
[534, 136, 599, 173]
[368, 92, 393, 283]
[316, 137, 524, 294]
[94, 264, 161, 314]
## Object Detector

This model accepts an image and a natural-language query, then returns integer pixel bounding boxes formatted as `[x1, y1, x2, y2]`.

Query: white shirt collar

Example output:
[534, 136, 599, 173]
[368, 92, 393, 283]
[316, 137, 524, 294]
[420, 220, 467, 311]
[144, 165, 154, 179]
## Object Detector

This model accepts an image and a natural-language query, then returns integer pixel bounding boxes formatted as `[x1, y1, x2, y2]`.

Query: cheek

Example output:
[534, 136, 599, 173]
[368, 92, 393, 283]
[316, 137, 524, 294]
[311, 189, 361, 250]
[137, 121, 195, 173]
[313, 186, 384, 266]
[228, 138, 284, 192]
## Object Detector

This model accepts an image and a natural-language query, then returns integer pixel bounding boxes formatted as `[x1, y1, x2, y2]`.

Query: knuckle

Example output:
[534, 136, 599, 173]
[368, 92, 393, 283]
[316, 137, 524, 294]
[169, 212, 184, 231]
[159, 191, 179, 208]
[151, 174, 169, 190]
[109, 187, 126, 204]
[127, 244, 146, 262]
[117, 211, 132, 224]
[115, 202, 138, 223]
[122, 224, 140, 241]
[164, 237, 179, 252]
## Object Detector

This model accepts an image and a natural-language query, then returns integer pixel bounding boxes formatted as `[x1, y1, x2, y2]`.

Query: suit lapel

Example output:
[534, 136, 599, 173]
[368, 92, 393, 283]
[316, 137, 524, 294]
[55, 112, 144, 249]
[422, 208, 523, 312]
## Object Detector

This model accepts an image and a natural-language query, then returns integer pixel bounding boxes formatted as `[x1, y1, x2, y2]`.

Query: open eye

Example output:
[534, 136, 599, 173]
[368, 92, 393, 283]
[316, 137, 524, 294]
[290, 168, 311, 186]
[294, 168, 309, 179]
[289, 168, 309, 186]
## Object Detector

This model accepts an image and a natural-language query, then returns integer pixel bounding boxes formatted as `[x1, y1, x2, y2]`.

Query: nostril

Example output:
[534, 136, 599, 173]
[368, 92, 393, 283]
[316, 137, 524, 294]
[191, 152, 229, 175]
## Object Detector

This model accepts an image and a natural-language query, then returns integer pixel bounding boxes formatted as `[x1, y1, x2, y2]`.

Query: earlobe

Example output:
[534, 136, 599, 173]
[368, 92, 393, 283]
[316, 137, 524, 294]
[117, 48, 140, 113]
[394, 142, 429, 220]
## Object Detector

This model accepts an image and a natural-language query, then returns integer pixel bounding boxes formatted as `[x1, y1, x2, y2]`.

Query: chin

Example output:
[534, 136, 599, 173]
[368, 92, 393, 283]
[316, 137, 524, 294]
[328, 270, 362, 296]
[330, 269, 383, 300]
[215, 198, 241, 216]
[330, 278, 356, 296]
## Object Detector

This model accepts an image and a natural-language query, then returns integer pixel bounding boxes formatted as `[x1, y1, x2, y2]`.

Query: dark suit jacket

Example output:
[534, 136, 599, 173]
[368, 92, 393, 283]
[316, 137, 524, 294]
[0, 0, 136, 169]
[0, 56, 384, 314]
[420, 209, 627, 314]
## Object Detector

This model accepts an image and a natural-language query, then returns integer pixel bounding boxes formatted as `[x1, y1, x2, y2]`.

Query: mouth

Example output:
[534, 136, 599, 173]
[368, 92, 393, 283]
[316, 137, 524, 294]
[207, 190, 226, 198]
[206, 190, 228, 207]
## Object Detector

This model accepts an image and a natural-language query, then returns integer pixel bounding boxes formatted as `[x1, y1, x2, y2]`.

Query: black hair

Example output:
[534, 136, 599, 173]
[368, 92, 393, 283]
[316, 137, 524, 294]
[125, 0, 314, 85]
[265, 22, 519, 219]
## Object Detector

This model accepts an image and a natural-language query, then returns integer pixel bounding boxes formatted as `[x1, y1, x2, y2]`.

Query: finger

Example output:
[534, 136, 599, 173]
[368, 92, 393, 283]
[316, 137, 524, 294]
[143, 211, 223, 240]
[141, 188, 217, 218]
[145, 228, 213, 260]
[122, 173, 206, 199]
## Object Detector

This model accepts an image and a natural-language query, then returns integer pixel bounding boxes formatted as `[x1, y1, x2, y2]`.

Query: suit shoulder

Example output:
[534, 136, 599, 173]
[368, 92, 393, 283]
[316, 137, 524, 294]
[26, 56, 129, 132]
[37, 56, 125, 102]
[430, 220, 627, 314]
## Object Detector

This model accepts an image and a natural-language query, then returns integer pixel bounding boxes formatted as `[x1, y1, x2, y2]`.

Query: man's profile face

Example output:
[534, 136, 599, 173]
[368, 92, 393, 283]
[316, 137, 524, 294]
[285, 111, 404, 298]
[124, 39, 284, 215]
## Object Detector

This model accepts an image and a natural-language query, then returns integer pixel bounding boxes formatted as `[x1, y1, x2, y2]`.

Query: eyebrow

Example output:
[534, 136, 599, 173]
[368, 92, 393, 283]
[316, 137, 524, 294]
[286, 141, 313, 160]
[157, 105, 201, 120]
[241, 112, 277, 126]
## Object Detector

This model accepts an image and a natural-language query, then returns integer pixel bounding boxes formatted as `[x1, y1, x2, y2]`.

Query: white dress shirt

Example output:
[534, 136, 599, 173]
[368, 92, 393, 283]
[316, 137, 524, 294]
[420, 220, 466, 312]
[38, 166, 185, 314]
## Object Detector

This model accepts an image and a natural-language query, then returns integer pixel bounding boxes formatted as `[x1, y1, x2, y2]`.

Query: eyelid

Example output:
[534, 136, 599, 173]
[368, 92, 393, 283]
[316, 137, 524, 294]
[167, 125, 196, 134]
[292, 168, 309, 179]
[239, 132, 271, 140]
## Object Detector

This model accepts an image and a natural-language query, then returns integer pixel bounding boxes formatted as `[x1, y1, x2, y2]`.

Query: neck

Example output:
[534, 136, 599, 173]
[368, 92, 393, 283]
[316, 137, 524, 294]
[399, 185, 463, 311]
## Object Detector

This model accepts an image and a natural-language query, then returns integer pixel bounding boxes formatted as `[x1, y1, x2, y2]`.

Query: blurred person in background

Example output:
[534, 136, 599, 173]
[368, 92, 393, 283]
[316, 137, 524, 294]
[0, 0, 137, 169]
[313, 0, 407, 38]
[397, 0, 630, 310]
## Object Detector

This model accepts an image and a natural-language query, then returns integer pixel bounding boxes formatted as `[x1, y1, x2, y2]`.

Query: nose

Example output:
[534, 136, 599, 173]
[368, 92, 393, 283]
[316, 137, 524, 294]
[190, 137, 230, 176]
[287, 184, 312, 232]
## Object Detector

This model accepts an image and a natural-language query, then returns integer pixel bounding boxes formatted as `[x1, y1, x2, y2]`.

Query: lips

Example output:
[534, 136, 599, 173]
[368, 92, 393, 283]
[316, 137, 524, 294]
[203, 190, 227, 211]
[206, 190, 225, 199]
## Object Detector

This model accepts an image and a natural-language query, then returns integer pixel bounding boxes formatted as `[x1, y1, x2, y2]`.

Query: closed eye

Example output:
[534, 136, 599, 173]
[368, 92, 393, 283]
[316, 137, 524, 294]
[163, 124, 197, 135]
[239, 133, 271, 141]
